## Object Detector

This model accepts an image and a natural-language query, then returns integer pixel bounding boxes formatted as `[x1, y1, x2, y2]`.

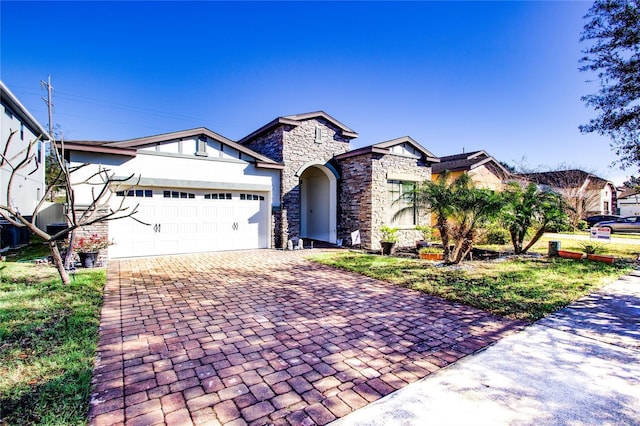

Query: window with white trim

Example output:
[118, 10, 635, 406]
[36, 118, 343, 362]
[387, 180, 417, 226]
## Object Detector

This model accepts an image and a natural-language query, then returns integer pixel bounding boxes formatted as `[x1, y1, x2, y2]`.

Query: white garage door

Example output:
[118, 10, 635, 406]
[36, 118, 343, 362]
[108, 187, 269, 258]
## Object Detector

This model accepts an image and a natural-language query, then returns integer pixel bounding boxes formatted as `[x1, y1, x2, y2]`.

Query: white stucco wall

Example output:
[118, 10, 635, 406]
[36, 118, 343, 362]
[68, 149, 280, 207]
[1, 99, 46, 216]
[619, 196, 640, 216]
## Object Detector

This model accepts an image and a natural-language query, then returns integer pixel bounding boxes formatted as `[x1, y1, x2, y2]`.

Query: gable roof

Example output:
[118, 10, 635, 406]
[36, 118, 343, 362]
[335, 136, 439, 163]
[65, 128, 284, 169]
[618, 188, 640, 199]
[520, 169, 614, 190]
[238, 111, 358, 144]
[1, 80, 51, 141]
[432, 150, 510, 178]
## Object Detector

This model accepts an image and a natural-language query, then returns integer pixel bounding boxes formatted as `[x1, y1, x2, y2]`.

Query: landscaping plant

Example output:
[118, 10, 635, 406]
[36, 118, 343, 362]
[398, 171, 503, 264]
[500, 182, 568, 254]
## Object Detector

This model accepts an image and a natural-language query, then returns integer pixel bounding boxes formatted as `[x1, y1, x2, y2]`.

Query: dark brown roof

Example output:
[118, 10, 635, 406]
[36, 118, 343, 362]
[432, 150, 510, 179]
[57, 141, 137, 157]
[618, 188, 640, 199]
[520, 169, 614, 190]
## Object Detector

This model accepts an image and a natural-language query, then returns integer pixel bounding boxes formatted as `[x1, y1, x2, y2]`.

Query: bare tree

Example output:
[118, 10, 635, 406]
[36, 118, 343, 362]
[518, 168, 611, 228]
[0, 130, 143, 284]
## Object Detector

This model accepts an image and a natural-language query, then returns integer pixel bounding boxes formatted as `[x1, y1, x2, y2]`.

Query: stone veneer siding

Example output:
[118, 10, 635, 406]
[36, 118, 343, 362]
[243, 118, 352, 247]
[339, 152, 432, 250]
[337, 155, 374, 248]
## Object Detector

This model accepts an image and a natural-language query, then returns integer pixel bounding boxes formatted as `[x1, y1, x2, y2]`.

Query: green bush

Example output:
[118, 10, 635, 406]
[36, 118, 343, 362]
[577, 220, 588, 230]
[480, 228, 511, 245]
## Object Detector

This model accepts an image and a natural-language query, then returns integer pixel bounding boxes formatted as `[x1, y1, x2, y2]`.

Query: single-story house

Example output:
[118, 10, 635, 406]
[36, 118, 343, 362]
[432, 150, 511, 191]
[521, 169, 617, 218]
[65, 111, 439, 258]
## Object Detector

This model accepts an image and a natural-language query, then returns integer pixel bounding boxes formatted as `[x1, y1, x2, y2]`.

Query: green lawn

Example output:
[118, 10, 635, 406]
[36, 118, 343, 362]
[310, 249, 635, 323]
[0, 244, 105, 425]
[475, 234, 640, 260]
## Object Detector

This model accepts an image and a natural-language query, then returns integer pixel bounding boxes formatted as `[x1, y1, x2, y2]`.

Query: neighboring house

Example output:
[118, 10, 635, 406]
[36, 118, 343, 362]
[431, 150, 511, 190]
[617, 188, 640, 216]
[521, 169, 617, 219]
[65, 111, 439, 258]
[1, 81, 50, 245]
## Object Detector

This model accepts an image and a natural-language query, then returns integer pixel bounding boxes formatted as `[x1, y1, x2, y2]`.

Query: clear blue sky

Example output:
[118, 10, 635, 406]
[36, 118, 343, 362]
[1, 1, 629, 184]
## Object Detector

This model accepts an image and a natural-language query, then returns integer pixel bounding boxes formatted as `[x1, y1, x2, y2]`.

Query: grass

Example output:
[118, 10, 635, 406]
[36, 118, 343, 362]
[310, 249, 635, 323]
[479, 234, 640, 259]
[0, 242, 105, 425]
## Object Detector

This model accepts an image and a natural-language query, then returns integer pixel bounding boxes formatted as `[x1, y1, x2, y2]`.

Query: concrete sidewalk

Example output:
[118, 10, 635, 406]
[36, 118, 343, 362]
[333, 271, 640, 426]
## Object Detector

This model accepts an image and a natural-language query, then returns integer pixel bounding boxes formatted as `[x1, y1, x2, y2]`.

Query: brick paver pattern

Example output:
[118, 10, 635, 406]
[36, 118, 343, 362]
[89, 250, 525, 426]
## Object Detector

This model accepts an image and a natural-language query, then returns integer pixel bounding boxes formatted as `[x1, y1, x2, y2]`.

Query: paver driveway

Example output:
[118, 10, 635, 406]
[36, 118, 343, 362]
[89, 250, 525, 426]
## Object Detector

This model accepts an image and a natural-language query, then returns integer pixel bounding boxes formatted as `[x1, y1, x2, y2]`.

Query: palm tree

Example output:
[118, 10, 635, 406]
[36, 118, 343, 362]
[398, 171, 503, 264]
[500, 182, 567, 254]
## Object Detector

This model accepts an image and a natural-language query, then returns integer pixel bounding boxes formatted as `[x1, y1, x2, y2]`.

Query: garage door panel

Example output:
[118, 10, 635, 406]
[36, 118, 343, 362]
[109, 188, 269, 258]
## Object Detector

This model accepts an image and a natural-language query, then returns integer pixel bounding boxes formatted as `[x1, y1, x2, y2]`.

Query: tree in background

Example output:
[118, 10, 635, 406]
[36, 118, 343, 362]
[521, 169, 608, 228]
[622, 175, 640, 189]
[580, 0, 640, 169]
[500, 182, 568, 254]
[0, 130, 142, 284]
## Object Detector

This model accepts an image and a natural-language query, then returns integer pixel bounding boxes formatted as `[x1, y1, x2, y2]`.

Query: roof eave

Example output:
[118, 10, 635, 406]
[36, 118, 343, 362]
[255, 161, 285, 170]
[238, 117, 300, 145]
[1, 81, 51, 141]
[105, 127, 281, 166]
[58, 142, 137, 157]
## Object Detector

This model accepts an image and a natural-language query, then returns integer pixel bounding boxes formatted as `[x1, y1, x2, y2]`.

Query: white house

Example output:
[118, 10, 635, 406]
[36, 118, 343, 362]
[0, 81, 49, 218]
[64, 128, 283, 258]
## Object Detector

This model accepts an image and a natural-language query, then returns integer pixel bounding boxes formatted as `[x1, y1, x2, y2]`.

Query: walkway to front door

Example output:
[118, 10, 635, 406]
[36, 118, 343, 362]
[89, 250, 524, 425]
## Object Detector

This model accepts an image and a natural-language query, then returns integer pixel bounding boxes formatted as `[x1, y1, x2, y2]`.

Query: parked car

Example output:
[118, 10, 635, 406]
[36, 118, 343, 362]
[593, 216, 640, 233]
[585, 214, 620, 228]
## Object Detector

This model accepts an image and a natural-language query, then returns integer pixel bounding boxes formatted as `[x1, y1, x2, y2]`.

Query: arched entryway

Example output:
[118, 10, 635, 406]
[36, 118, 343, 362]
[297, 162, 338, 244]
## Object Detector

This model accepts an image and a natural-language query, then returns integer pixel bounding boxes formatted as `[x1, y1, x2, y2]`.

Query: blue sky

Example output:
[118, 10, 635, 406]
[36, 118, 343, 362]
[1, 1, 629, 183]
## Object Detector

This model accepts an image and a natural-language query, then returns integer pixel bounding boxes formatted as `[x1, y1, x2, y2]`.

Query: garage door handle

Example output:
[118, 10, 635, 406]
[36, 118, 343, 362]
[232, 222, 238, 231]
[153, 224, 161, 233]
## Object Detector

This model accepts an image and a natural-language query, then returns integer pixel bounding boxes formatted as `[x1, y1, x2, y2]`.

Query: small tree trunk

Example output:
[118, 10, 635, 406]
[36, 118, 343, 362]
[437, 217, 452, 263]
[64, 230, 75, 270]
[49, 240, 70, 285]
[510, 229, 522, 254]
[520, 225, 547, 254]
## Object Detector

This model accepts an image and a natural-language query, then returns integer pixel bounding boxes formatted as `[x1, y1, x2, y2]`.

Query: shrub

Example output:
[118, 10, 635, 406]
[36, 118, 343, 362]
[579, 242, 605, 254]
[415, 225, 432, 241]
[419, 246, 442, 254]
[478, 227, 510, 245]
[380, 225, 399, 243]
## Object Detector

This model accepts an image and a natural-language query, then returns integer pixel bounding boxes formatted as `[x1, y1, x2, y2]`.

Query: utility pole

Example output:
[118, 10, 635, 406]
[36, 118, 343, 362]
[41, 75, 54, 139]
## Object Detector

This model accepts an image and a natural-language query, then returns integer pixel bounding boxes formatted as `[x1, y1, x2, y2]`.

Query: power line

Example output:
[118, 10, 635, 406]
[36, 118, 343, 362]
[12, 85, 239, 129]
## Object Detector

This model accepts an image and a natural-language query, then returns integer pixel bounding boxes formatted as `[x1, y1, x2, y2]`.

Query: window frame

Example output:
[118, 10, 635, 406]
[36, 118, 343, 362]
[387, 180, 417, 226]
